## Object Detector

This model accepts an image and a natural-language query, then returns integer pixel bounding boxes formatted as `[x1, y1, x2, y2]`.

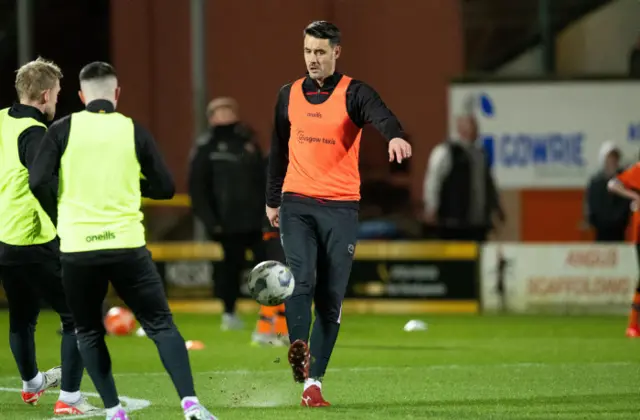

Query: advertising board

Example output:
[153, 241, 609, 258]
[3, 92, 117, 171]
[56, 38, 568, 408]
[449, 81, 640, 188]
[481, 243, 637, 314]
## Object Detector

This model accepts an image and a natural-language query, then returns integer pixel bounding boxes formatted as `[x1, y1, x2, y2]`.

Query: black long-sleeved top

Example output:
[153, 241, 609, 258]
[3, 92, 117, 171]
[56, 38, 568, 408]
[0, 103, 59, 265]
[188, 122, 266, 236]
[586, 169, 630, 231]
[29, 99, 174, 263]
[266, 73, 405, 208]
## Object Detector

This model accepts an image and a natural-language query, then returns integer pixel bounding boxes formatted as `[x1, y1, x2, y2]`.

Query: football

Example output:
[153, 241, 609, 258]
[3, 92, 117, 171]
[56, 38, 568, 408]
[247, 260, 295, 306]
[104, 306, 136, 336]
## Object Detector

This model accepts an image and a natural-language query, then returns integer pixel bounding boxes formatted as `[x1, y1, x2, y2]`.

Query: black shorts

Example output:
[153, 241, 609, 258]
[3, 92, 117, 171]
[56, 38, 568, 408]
[279, 197, 358, 322]
[61, 248, 173, 334]
[0, 258, 75, 331]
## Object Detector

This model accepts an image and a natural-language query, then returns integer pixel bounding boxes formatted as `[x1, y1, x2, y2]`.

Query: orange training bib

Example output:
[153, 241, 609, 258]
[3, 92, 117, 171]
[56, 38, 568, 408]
[282, 76, 363, 201]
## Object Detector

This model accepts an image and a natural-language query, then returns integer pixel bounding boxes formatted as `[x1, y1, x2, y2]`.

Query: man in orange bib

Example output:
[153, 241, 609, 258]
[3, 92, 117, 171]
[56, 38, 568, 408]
[608, 161, 640, 337]
[266, 21, 412, 407]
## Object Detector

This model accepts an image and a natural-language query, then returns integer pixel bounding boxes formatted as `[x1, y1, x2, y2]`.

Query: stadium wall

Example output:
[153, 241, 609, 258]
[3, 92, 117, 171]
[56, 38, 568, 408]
[109, 0, 464, 206]
[498, 0, 640, 77]
[555, 0, 640, 76]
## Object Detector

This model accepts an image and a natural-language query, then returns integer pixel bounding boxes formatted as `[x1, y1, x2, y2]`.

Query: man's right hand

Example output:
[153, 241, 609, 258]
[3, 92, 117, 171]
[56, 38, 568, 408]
[266, 205, 280, 228]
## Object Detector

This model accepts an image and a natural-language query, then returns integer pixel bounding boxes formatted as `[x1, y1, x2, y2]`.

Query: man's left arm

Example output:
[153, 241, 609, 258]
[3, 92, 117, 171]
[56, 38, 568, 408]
[19, 125, 47, 168]
[348, 81, 411, 162]
[486, 167, 505, 224]
[134, 121, 176, 200]
[609, 164, 640, 211]
[349, 82, 405, 140]
[28, 121, 65, 226]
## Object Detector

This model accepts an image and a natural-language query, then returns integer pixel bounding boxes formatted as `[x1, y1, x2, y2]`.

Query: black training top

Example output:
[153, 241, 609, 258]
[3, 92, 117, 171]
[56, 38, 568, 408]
[0, 103, 58, 266]
[266, 72, 405, 208]
[29, 99, 174, 264]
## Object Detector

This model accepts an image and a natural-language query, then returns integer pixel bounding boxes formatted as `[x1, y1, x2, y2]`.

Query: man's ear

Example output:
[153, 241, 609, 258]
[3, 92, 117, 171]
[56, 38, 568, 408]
[334, 45, 342, 59]
[41, 89, 50, 105]
[115, 86, 121, 101]
[78, 91, 86, 104]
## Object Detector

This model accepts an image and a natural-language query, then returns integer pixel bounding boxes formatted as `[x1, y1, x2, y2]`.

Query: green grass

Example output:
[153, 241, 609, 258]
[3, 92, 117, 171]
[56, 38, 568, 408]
[0, 312, 639, 419]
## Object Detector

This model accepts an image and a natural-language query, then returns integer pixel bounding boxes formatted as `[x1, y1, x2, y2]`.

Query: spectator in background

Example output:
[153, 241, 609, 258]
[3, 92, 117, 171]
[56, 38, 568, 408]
[585, 141, 630, 242]
[630, 34, 640, 78]
[188, 97, 267, 331]
[423, 113, 504, 241]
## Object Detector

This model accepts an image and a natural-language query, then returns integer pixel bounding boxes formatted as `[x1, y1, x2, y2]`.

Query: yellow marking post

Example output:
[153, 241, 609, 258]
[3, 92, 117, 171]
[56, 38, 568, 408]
[166, 298, 478, 314]
[147, 241, 477, 261]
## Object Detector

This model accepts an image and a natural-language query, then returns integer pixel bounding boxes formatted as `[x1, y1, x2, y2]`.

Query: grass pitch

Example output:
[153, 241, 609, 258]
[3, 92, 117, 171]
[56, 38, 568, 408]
[0, 312, 638, 419]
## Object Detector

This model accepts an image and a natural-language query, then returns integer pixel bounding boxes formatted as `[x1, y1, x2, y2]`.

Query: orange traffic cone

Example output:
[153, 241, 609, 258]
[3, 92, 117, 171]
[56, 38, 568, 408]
[186, 340, 206, 351]
[251, 304, 289, 346]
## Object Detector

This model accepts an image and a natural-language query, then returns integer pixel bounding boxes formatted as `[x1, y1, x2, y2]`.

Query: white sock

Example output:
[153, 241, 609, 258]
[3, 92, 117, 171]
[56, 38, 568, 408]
[105, 404, 123, 418]
[59, 390, 81, 404]
[23, 372, 44, 392]
[181, 396, 200, 409]
[304, 378, 321, 391]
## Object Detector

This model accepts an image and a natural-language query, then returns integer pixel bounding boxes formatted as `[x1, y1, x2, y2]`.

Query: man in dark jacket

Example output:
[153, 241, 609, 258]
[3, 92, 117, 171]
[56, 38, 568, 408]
[188, 97, 267, 330]
[423, 113, 504, 241]
[585, 141, 630, 242]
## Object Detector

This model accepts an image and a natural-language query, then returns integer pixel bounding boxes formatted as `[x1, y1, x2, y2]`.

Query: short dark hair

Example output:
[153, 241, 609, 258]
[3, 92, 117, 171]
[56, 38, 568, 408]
[79, 61, 117, 81]
[304, 21, 341, 46]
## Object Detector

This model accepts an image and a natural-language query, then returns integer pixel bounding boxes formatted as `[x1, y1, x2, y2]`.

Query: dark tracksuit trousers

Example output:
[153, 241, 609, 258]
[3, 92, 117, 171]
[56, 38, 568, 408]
[61, 248, 196, 409]
[0, 259, 84, 392]
[214, 232, 267, 314]
[279, 197, 358, 381]
[595, 225, 627, 242]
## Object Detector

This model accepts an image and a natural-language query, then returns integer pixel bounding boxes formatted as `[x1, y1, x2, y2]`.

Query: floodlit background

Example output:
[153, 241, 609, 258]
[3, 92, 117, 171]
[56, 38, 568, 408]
[0, 1, 639, 419]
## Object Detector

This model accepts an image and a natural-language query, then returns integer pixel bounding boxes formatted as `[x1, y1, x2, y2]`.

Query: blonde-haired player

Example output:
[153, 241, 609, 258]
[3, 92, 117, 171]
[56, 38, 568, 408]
[0, 57, 98, 414]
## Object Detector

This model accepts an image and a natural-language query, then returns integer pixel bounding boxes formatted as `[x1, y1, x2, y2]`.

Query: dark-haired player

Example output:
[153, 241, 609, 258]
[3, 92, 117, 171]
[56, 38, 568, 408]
[266, 21, 412, 406]
[30, 61, 217, 420]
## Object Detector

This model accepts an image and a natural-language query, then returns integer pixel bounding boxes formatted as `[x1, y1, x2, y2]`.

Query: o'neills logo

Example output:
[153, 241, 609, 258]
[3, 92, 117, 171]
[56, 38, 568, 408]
[86, 231, 116, 242]
[296, 129, 336, 145]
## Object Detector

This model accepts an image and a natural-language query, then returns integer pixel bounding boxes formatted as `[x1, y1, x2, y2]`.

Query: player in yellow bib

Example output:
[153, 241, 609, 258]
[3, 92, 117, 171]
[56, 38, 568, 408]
[0, 58, 98, 415]
[29, 62, 217, 420]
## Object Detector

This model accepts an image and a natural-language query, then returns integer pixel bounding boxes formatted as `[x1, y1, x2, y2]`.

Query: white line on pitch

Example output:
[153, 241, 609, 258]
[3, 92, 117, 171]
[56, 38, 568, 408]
[112, 361, 637, 378]
[0, 361, 635, 383]
[0, 388, 151, 420]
